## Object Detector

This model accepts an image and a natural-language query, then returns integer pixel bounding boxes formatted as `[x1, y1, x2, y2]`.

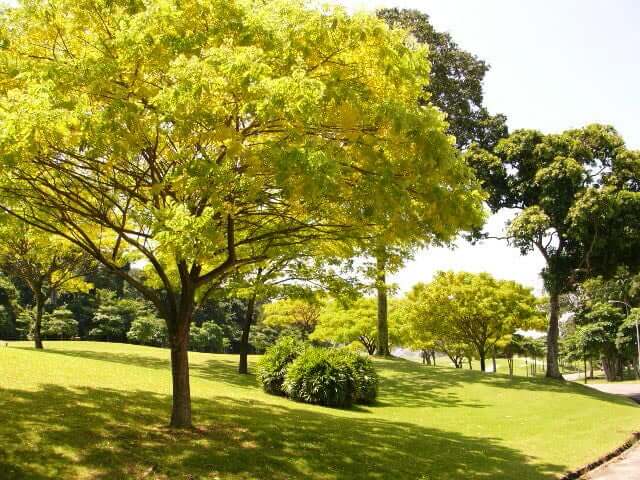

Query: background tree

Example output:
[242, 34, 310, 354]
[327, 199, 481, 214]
[88, 290, 151, 342]
[378, 8, 508, 151]
[467, 124, 640, 378]
[0, 0, 480, 427]
[311, 297, 400, 354]
[127, 314, 168, 348]
[352, 7, 510, 357]
[406, 272, 542, 372]
[41, 307, 78, 340]
[0, 219, 93, 349]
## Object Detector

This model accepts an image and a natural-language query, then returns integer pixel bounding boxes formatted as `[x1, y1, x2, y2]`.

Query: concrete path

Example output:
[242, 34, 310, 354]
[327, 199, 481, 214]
[584, 443, 640, 479]
[584, 383, 640, 404]
[580, 382, 640, 479]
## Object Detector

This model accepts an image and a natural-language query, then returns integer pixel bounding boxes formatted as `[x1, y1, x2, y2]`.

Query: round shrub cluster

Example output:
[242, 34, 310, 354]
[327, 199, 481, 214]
[284, 347, 357, 407]
[256, 336, 306, 396]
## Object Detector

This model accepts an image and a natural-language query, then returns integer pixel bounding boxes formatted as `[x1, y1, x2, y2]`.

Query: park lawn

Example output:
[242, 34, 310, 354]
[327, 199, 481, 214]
[1, 342, 638, 480]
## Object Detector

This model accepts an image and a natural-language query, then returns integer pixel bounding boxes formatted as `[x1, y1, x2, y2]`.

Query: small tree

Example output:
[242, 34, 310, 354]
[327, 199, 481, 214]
[189, 321, 225, 353]
[127, 314, 168, 348]
[311, 298, 393, 355]
[0, 219, 92, 349]
[41, 307, 78, 340]
[406, 272, 543, 372]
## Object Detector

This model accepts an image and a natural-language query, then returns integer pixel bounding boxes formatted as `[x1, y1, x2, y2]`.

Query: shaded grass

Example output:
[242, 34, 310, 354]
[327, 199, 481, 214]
[1, 341, 638, 479]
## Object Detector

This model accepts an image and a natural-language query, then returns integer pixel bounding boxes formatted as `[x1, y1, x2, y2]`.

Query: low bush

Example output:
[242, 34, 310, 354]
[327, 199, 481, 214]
[350, 354, 378, 404]
[256, 336, 305, 395]
[283, 348, 378, 407]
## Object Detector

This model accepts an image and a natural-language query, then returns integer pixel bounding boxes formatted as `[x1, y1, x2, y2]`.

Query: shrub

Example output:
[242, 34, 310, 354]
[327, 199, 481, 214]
[284, 348, 379, 407]
[256, 336, 305, 395]
[350, 354, 378, 404]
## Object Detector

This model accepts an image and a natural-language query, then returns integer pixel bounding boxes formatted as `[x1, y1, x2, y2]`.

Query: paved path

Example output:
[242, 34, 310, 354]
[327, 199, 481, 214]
[580, 382, 640, 479]
[584, 383, 640, 404]
[584, 443, 640, 479]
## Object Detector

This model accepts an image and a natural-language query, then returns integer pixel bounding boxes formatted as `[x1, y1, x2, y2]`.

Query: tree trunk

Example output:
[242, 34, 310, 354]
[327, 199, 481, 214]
[431, 350, 436, 366]
[169, 329, 192, 428]
[589, 358, 594, 379]
[492, 347, 497, 373]
[507, 357, 514, 376]
[468, 357, 472, 369]
[375, 251, 390, 357]
[238, 294, 256, 374]
[545, 291, 563, 379]
[479, 349, 486, 372]
[33, 291, 44, 350]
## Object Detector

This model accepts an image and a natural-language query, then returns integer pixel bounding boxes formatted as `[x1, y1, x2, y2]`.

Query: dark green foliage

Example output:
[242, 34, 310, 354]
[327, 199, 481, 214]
[284, 348, 356, 407]
[189, 321, 226, 353]
[127, 314, 167, 347]
[88, 291, 151, 342]
[284, 348, 378, 407]
[350, 354, 378, 404]
[377, 8, 507, 150]
[41, 308, 78, 339]
[256, 336, 306, 396]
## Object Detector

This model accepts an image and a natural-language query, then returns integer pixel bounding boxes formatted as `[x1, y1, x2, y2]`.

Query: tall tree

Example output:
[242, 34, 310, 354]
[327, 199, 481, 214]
[0, 0, 481, 427]
[0, 219, 93, 349]
[363, 8, 508, 356]
[406, 271, 543, 372]
[467, 124, 640, 378]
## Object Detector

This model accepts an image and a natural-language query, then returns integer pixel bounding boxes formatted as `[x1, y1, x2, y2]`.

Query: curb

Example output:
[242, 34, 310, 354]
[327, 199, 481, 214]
[560, 431, 640, 479]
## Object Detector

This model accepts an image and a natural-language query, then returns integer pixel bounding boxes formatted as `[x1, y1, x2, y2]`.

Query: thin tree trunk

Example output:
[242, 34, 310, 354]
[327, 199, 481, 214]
[468, 357, 472, 369]
[169, 328, 192, 428]
[33, 291, 44, 350]
[432, 350, 436, 365]
[492, 347, 497, 373]
[375, 250, 390, 357]
[507, 357, 514, 376]
[239, 294, 256, 374]
[545, 291, 563, 379]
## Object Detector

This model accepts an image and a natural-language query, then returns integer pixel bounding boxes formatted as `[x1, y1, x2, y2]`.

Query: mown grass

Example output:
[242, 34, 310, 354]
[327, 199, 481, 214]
[1, 341, 638, 479]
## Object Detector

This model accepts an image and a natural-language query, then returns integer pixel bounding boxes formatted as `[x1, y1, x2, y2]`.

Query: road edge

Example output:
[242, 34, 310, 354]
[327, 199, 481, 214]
[560, 431, 640, 479]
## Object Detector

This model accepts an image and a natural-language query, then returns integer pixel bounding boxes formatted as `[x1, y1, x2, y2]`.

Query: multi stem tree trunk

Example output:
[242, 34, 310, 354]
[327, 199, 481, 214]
[375, 250, 390, 357]
[545, 291, 563, 379]
[238, 293, 256, 375]
[33, 289, 45, 350]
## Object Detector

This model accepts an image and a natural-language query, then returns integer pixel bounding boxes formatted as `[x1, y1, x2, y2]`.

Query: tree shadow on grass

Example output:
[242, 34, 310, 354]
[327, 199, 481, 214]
[0, 385, 566, 480]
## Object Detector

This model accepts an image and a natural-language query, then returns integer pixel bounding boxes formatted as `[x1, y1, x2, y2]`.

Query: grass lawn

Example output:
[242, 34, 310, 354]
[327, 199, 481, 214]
[1, 342, 638, 480]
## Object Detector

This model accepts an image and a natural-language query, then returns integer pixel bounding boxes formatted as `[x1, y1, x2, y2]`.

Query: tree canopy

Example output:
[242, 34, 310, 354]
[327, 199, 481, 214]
[0, 0, 484, 427]
[405, 271, 543, 371]
[467, 124, 640, 378]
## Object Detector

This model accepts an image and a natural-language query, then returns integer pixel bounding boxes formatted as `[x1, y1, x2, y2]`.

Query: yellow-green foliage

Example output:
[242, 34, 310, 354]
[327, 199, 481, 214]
[1, 341, 638, 479]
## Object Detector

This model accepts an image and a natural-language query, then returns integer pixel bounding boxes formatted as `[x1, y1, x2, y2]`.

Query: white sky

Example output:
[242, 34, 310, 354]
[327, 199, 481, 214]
[335, 0, 640, 294]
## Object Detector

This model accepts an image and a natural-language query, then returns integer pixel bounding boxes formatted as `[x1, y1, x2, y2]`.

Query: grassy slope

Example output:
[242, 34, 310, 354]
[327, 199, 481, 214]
[0, 342, 638, 480]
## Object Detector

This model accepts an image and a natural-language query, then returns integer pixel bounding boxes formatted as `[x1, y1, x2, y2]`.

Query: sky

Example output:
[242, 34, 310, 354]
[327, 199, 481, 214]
[334, 0, 640, 294]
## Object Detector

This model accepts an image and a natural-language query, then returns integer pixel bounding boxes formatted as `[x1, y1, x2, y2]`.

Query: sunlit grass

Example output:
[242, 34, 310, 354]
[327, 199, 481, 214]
[1, 341, 638, 479]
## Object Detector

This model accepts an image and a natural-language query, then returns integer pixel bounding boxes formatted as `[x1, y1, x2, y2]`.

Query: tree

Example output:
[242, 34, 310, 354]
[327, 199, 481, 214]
[0, 274, 19, 340]
[89, 290, 151, 342]
[0, 1, 479, 427]
[262, 299, 322, 337]
[467, 125, 640, 378]
[0, 218, 92, 349]
[311, 298, 400, 354]
[41, 307, 78, 340]
[378, 8, 508, 151]
[189, 321, 225, 353]
[357, 8, 508, 357]
[406, 272, 543, 372]
[127, 314, 168, 348]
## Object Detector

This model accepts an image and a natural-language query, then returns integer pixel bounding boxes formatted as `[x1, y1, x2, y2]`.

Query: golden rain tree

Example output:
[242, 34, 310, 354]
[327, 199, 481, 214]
[0, 0, 483, 427]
